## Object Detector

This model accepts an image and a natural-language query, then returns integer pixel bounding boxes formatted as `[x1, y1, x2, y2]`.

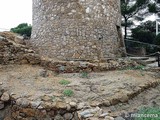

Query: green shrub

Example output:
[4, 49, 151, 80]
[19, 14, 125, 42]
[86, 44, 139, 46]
[59, 79, 71, 85]
[130, 21, 160, 53]
[63, 89, 74, 97]
[132, 28, 156, 44]
[135, 107, 160, 120]
[10, 23, 32, 37]
[154, 33, 160, 45]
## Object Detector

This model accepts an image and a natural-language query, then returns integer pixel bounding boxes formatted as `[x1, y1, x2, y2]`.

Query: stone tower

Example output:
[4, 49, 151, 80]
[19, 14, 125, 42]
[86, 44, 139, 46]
[31, 0, 125, 60]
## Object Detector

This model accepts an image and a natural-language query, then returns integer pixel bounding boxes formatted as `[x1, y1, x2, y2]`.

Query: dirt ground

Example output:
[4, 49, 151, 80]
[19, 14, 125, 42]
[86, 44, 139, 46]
[0, 64, 159, 116]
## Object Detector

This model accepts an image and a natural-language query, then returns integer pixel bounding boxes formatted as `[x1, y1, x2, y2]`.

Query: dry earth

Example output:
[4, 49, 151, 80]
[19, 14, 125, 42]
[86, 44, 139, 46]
[0, 64, 159, 118]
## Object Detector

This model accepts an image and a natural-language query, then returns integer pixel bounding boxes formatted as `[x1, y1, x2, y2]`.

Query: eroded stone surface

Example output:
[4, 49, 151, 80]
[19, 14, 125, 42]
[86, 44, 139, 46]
[31, 0, 125, 60]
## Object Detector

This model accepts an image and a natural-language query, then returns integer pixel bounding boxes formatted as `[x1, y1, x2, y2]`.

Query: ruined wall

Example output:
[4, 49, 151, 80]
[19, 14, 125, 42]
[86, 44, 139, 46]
[31, 0, 124, 60]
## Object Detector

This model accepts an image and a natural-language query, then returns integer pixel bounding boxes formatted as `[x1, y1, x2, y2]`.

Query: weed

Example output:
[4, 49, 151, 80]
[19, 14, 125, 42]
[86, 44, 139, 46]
[63, 89, 74, 97]
[134, 65, 145, 70]
[59, 79, 71, 85]
[121, 65, 145, 70]
[80, 71, 89, 78]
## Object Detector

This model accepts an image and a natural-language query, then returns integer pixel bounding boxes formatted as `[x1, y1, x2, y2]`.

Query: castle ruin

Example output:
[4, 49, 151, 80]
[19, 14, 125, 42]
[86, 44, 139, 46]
[31, 0, 125, 60]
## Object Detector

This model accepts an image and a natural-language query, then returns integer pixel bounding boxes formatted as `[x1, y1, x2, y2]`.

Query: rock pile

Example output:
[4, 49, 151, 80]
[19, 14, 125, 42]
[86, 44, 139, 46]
[0, 85, 11, 119]
[0, 86, 10, 110]
[4, 97, 116, 120]
[0, 31, 41, 65]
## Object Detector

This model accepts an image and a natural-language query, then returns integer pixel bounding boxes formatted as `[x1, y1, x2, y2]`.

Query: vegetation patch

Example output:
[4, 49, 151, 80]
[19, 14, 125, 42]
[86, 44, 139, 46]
[63, 89, 74, 97]
[10, 23, 32, 37]
[120, 65, 145, 70]
[135, 107, 160, 120]
[80, 71, 89, 78]
[59, 79, 71, 85]
[133, 65, 145, 70]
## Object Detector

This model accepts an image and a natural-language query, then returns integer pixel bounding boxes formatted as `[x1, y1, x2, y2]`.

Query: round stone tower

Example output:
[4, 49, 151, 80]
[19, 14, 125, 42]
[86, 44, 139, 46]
[31, 0, 125, 60]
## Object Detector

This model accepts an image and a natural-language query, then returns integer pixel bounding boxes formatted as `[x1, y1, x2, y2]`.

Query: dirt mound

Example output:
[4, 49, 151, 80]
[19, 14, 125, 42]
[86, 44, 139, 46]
[0, 31, 25, 45]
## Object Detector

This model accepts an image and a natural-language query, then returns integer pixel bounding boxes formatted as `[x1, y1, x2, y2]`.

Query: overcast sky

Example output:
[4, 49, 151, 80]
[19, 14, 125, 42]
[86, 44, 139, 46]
[0, 0, 156, 31]
[0, 0, 32, 30]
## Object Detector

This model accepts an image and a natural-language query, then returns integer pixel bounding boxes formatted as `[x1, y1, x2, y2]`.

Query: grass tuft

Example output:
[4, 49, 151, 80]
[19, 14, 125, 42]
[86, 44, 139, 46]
[59, 79, 71, 85]
[80, 71, 89, 78]
[63, 89, 74, 97]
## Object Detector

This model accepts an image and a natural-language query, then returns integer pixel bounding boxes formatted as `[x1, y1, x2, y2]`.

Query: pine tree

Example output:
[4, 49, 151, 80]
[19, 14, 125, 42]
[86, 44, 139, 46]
[121, 0, 160, 39]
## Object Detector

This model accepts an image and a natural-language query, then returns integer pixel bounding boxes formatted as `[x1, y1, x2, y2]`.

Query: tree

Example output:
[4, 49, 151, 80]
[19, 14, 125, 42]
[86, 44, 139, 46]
[131, 21, 160, 53]
[155, 33, 160, 45]
[10, 23, 32, 37]
[131, 21, 157, 43]
[121, 0, 160, 38]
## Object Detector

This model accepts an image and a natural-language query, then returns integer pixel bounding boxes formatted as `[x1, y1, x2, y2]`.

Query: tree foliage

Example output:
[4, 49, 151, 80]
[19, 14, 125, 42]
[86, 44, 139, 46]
[131, 21, 157, 44]
[131, 21, 160, 53]
[121, 0, 159, 38]
[10, 23, 32, 37]
[155, 33, 160, 45]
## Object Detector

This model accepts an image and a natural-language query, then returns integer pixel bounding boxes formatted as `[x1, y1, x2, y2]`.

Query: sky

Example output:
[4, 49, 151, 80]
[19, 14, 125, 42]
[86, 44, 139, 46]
[0, 0, 156, 31]
[0, 0, 32, 31]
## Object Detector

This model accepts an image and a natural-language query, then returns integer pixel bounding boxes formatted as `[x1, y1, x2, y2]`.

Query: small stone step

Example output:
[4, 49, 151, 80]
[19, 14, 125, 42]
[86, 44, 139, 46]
[129, 57, 149, 60]
[147, 62, 158, 67]
[141, 57, 157, 64]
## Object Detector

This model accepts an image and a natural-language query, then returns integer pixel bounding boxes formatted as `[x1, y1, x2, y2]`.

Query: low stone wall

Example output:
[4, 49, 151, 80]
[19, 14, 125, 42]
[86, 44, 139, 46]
[40, 58, 138, 73]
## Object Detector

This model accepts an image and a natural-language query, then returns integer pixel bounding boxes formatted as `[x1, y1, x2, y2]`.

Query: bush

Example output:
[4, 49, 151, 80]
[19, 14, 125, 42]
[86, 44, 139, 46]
[132, 29, 156, 44]
[131, 21, 157, 44]
[154, 33, 160, 45]
[130, 21, 160, 53]
[10, 23, 32, 37]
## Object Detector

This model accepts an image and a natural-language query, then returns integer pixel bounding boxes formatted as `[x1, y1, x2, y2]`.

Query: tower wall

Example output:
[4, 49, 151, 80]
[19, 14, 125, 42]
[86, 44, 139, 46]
[31, 0, 124, 60]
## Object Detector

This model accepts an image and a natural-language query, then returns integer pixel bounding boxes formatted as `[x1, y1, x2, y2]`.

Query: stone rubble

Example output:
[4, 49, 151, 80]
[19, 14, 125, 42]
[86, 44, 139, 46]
[0, 31, 40, 65]
[0, 92, 10, 102]
[0, 84, 123, 120]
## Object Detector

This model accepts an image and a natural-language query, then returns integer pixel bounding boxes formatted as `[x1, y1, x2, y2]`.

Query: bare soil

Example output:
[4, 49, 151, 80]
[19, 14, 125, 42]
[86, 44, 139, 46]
[0, 64, 159, 116]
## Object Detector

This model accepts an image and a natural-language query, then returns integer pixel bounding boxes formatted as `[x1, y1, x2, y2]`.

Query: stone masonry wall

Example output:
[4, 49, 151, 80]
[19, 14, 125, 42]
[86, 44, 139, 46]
[31, 0, 125, 60]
